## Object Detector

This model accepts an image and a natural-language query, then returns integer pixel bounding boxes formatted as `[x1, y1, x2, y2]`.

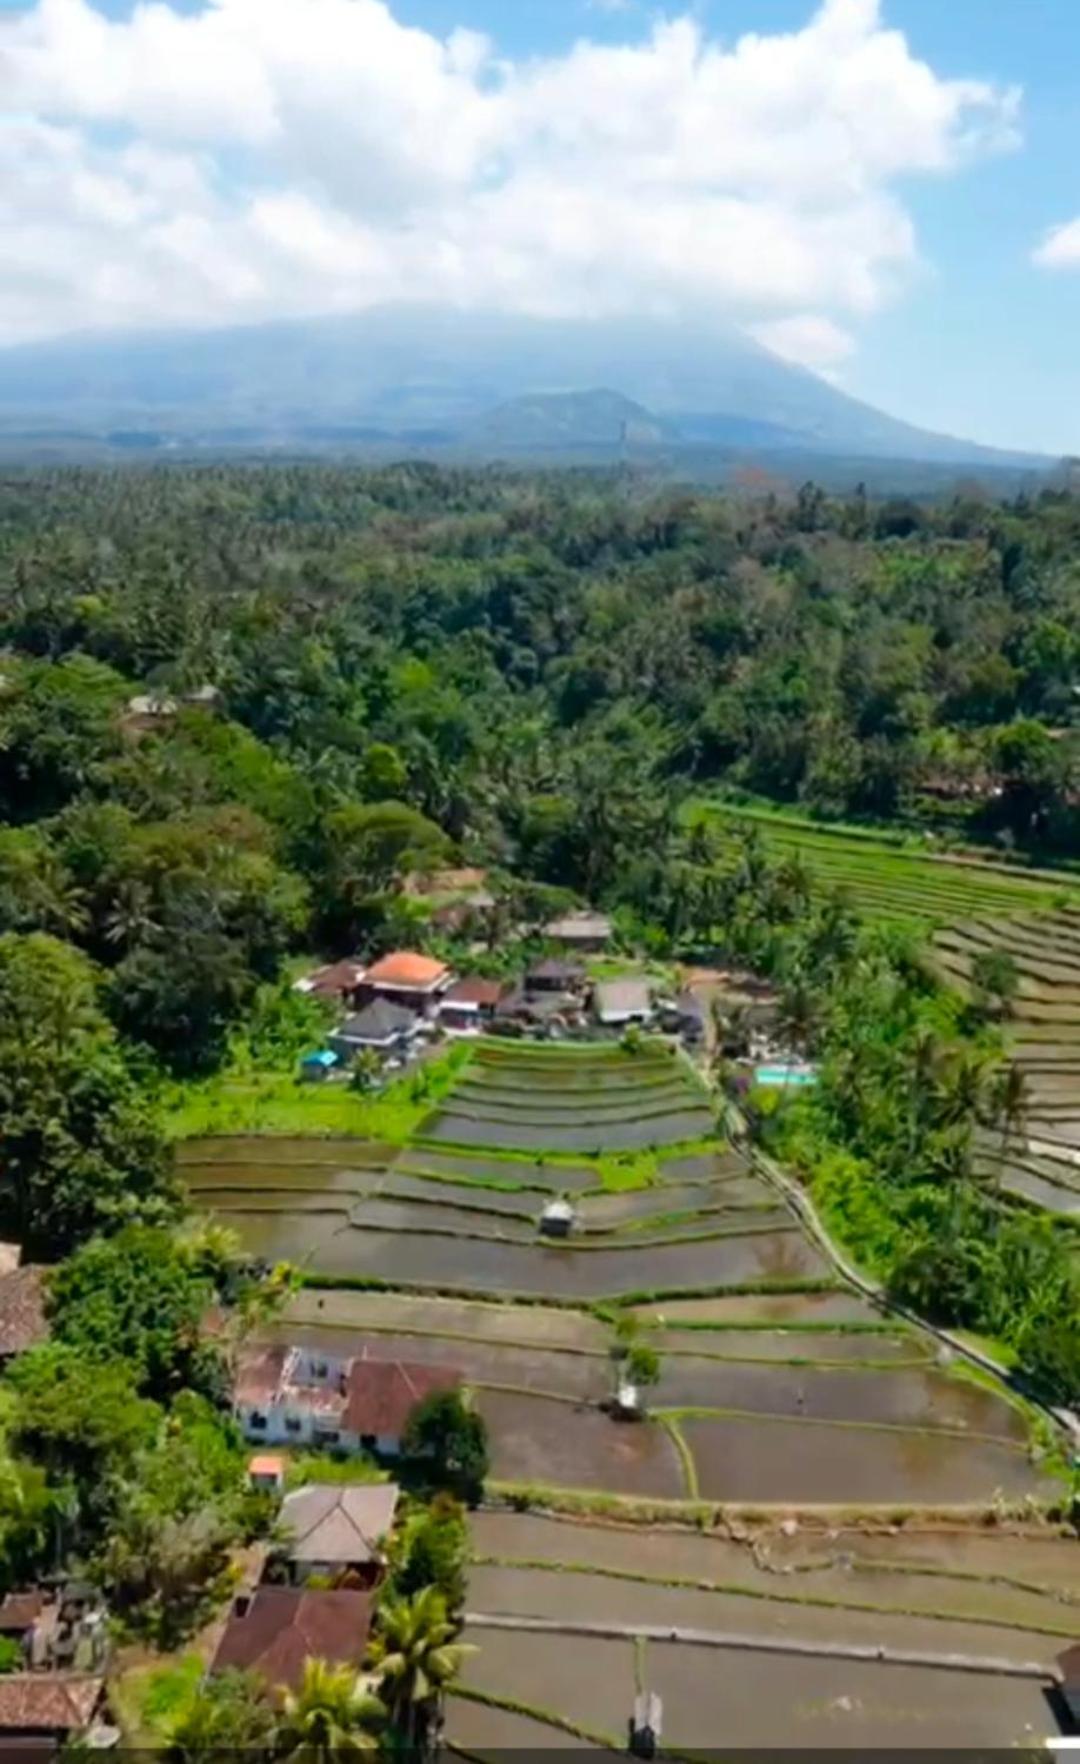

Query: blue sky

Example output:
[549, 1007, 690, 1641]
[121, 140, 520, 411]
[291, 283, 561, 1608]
[4, 0, 1080, 454]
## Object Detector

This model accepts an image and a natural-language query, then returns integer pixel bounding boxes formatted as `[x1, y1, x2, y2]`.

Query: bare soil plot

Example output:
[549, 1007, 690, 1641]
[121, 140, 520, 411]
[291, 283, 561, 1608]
[681, 1415, 1051, 1505]
[659, 1364, 1028, 1439]
[478, 1388, 686, 1497]
[647, 1639, 1053, 1750]
[631, 1290, 881, 1325]
[280, 1287, 606, 1351]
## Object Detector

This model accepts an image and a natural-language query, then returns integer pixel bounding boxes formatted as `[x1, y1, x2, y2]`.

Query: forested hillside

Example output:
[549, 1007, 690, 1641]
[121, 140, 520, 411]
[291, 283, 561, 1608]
[0, 462, 1078, 1406]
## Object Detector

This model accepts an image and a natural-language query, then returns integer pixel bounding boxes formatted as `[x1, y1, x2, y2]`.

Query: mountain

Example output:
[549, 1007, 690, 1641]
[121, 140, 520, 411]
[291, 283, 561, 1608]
[467, 388, 675, 448]
[0, 304, 1051, 477]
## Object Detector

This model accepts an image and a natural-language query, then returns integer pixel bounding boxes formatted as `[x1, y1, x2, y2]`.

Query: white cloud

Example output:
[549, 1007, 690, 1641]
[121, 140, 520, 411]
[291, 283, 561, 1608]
[1033, 217, 1080, 269]
[0, 0, 1020, 348]
[749, 314, 857, 375]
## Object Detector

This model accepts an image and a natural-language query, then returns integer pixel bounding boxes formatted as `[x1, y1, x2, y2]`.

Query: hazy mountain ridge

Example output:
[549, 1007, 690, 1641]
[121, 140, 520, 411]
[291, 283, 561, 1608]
[0, 306, 1052, 478]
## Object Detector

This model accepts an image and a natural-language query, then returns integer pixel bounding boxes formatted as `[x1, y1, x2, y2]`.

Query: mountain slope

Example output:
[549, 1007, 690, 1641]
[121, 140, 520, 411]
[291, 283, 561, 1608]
[0, 305, 1049, 470]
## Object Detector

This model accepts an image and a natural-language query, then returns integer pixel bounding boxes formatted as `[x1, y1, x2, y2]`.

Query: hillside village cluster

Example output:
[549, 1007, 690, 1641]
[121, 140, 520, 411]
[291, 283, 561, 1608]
[293, 885, 708, 1074]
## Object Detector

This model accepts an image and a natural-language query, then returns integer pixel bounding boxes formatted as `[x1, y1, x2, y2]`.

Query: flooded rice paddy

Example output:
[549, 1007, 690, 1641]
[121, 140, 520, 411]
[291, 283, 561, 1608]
[181, 1041, 1061, 1532]
[454, 1625, 1055, 1750]
[681, 1414, 1051, 1505]
[477, 1389, 686, 1497]
[468, 1512, 1080, 1648]
[424, 1106, 716, 1151]
[228, 1215, 826, 1295]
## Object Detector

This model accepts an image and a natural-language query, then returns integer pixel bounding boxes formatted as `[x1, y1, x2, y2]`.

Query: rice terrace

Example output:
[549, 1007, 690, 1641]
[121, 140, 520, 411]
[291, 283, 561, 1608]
[179, 1031, 1080, 1754]
[698, 800, 1080, 927]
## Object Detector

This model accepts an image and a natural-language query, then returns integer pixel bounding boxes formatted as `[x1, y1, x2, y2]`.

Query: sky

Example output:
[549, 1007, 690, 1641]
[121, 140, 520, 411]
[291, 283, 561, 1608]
[2, 0, 1080, 453]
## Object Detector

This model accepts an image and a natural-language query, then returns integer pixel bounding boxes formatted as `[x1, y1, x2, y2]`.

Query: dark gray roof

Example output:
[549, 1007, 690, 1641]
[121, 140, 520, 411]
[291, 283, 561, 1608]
[527, 958, 584, 983]
[337, 999, 417, 1043]
[675, 991, 706, 1020]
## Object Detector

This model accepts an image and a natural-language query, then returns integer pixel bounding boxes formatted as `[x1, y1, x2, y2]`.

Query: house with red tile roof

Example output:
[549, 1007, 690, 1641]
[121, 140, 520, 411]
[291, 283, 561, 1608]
[293, 958, 367, 1002]
[0, 1674, 104, 1748]
[212, 1587, 372, 1697]
[234, 1343, 461, 1457]
[436, 975, 507, 1032]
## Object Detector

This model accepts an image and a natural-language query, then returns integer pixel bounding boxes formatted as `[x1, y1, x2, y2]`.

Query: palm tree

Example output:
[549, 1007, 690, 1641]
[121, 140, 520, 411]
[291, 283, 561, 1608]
[277, 1658, 386, 1764]
[370, 1586, 475, 1754]
[988, 1061, 1029, 1175]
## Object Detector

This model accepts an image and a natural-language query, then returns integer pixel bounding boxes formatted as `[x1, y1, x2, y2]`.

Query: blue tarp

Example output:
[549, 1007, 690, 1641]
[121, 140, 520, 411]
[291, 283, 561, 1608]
[301, 1048, 339, 1069]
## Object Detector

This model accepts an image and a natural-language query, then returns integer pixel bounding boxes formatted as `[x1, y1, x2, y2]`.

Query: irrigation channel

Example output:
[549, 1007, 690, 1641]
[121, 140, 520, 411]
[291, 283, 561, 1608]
[178, 1034, 1079, 1751]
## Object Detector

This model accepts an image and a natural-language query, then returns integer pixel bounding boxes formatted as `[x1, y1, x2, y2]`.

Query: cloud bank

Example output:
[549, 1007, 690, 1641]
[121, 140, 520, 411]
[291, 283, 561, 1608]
[1, 0, 1020, 362]
[1033, 218, 1080, 270]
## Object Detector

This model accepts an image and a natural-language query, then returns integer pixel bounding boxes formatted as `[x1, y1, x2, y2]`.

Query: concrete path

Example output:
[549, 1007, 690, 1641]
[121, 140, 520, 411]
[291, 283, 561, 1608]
[465, 1611, 1056, 1681]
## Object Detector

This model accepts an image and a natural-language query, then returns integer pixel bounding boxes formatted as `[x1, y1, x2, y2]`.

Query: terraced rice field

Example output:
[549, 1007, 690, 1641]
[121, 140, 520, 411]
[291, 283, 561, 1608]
[451, 1513, 1076, 1752]
[176, 1016, 1079, 1749]
[932, 909, 1080, 1217]
[700, 801, 1077, 926]
[185, 1039, 1061, 1527]
[423, 1039, 716, 1153]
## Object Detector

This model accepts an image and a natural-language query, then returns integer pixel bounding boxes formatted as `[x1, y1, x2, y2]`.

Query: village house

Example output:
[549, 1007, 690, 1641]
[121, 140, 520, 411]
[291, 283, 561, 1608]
[545, 909, 612, 953]
[233, 1343, 461, 1456]
[0, 1675, 106, 1752]
[0, 1264, 48, 1364]
[357, 951, 453, 1016]
[328, 999, 420, 1060]
[0, 1593, 50, 1669]
[403, 867, 496, 932]
[658, 992, 706, 1046]
[247, 1453, 286, 1494]
[294, 958, 367, 1004]
[437, 976, 506, 1033]
[212, 1587, 373, 1698]
[524, 957, 585, 996]
[593, 976, 653, 1028]
[275, 1483, 400, 1586]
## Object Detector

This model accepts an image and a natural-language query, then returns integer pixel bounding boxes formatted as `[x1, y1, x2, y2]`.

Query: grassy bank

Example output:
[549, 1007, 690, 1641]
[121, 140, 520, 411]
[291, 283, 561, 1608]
[164, 1042, 473, 1141]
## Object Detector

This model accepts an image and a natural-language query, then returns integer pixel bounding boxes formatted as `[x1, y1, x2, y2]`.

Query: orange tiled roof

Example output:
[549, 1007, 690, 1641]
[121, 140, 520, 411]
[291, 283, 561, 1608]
[363, 951, 450, 989]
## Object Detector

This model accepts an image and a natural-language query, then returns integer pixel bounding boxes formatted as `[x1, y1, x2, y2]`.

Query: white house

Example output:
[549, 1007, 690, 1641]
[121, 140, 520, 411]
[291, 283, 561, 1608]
[594, 977, 653, 1026]
[233, 1344, 461, 1457]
